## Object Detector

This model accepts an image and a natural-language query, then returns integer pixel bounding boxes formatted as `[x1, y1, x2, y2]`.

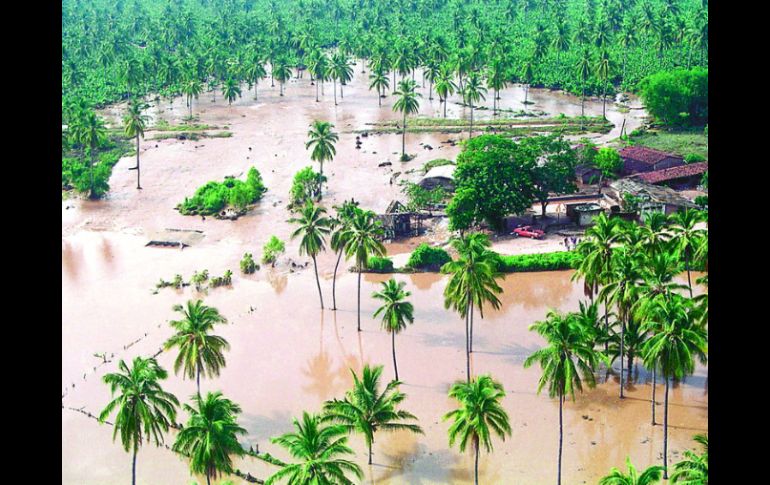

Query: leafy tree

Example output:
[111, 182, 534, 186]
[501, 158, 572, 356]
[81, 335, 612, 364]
[123, 101, 148, 190]
[322, 364, 423, 465]
[163, 300, 229, 396]
[262, 235, 286, 266]
[444, 375, 511, 485]
[262, 412, 362, 484]
[462, 71, 487, 139]
[173, 392, 247, 485]
[435, 65, 458, 118]
[519, 135, 578, 216]
[289, 167, 325, 209]
[99, 357, 179, 485]
[288, 202, 332, 309]
[372, 279, 415, 380]
[639, 68, 708, 127]
[330, 200, 360, 311]
[594, 147, 623, 184]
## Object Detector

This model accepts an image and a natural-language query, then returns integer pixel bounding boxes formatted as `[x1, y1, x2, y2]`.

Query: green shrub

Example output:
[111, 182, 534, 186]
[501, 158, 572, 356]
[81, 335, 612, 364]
[178, 167, 266, 216]
[289, 167, 324, 209]
[210, 270, 233, 287]
[694, 195, 708, 208]
[684, 153, 706, 164]
[365, 256, 394, 273]
[240, 253, 258, 274]
[493, 251, 580, 272]
[262, 236, 286, 265]
[406, 244, 452, 270]
[639, 68, 708, 127]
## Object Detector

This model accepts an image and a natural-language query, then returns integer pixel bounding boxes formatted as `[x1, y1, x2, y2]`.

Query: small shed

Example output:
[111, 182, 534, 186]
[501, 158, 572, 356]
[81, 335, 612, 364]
[570, 203, 604, 226]
[575, 164, 602, 185]
[418, 165, 455, 192]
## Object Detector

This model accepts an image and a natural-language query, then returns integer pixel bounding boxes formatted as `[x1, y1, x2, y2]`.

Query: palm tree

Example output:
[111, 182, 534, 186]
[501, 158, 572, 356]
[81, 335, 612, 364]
[598, 247, 644, 398]
[572, 213, 620, 349]
[372, 279, 415, 380]
[392, 78, 421, 160]
[182, 78, 202, 118]
[640, 295, 708, 479]
[425, 62, 440, 101]
[443, 234, 502, 382]
[322, 364, 423, 465]
[288, 202, 332, 310]
[330, 200, 359, 310]
[308, 51, 328, 102]
[99, 357, 179, 485]
[668, 209, 707, 297]
[596, 50, 612, 118]
[305, 121, 338, 199]
[463, 72, 487, 139]
[331, 52, 353, 102]
[76, 110, 107, 199]
[246, 56, 266, 100]
[443, 375, 511, 485]
[576, 47, 592, 125]
[221, 78, 241, 107]
[341, 210, 386, 331]
[521, 59, 534, 106]
[273, 59, 292, 96]
[173, 392, 247, 485]
[524, 310, 605, 485]
[262, 412, 362, 484]
[599, 457, 665, 485]
[123, 101, 148, 190]
[368, 68, 389, 107]
[671, 434, 708, 484]
[163, 300, 230, 396]
[435, 65, 458, 118]
[640, 211, 671, 256]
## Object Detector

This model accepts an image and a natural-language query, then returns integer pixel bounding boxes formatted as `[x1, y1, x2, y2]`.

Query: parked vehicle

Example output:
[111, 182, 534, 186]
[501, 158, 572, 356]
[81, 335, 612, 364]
[512, 225, 545, 239]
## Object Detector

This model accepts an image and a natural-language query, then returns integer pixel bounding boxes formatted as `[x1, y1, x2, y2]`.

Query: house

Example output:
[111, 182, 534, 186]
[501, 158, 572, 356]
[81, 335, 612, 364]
[418, 165, 455, 191]
[376, 200, 414, 239]
[575, 164, 603, 185]
[630, 162, 708, 190]
[567, 203, 604, 226]
[605, 179, 697, 216]
[618, 146, 685, 176]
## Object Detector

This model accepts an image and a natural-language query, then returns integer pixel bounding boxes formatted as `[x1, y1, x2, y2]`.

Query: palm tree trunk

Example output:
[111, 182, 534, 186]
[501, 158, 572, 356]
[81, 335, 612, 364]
[603, 296, 609, 353]
[132, 445, 137, 485]
[602, 80, 607, 118]
[663, 374, 668, 480]
[316, 81, 319, 102]
[357, 268, 362, 331]
[89, 151, 95, 199]
[280, 81, 284, 96]
[469, 104, 474, 139]
[333, 79, 337, 105]
[313, 255, 324, 309]
[368, 441, 373, 465]
[392, 331, 399, 381]
[135, 135, 141, 189]
[469, 300, 474, 353]
[474, 436, 480, 485]
[206, 473, 211, 485]
[429, 81, 433, 101]
[332, 249, 342, 310]
[620, 314, 625, 399]
[686, 252, 693, 298]
[524, 85, 529, 105]
[401, 111, 407, 158]
[651, 365, 657, 425]
[443, 97, 447, 118]
[378, 86, 382, 107]
[196, 365, 201, 395]
[465, 297, 471, 383]
[318, 161, 324, 200]
[558, 392, 563, 485]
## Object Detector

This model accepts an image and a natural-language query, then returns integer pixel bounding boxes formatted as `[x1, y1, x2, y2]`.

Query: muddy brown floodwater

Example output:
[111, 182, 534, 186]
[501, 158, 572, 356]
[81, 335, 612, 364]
[63, 71, 704, 485]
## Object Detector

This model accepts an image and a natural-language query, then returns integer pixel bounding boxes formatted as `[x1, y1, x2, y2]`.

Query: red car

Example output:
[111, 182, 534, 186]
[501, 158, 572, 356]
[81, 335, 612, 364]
[512, 225, 545, 239]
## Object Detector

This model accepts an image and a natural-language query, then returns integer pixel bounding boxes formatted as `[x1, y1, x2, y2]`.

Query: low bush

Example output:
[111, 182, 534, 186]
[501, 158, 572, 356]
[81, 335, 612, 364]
[694, 195, 708, 208]
[210, 270, 233, 288]
[178, 167, 266, 216]
[289, 167, 325, 209]
[366, 256, 394, 273]
[240, 253, 258, 274]
[684, 153, 706, 164]
[492, 251, 580, 272]
[406, 244, 452, 271]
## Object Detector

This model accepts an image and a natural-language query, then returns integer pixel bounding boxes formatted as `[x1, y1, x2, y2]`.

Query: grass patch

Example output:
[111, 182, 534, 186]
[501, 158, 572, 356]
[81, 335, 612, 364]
[150, 119, 220, 132]
[627, 128, 708, 159]
[492, 251, 580, 272]
[150, 131, 233, 141]
[421, 158, 455, 174]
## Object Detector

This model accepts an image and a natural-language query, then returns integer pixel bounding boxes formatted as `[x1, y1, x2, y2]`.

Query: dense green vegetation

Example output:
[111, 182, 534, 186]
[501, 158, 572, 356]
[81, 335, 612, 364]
[406, 243, 452, 270]
[63, 0, 707, 111]
[638, 67, 708, 127]
[626, 127, 708, 159]
[262, 236, 286, 265]
[365, 256, 395, 273]
[494, 251, 580, 272]
[177, 167, 267, 216]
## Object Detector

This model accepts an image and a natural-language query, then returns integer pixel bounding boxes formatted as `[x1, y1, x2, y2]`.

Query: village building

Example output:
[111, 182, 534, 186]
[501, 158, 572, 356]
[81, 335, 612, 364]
[605, 179, 697, 216]
[418, 165, 455, 191]
[630, 162, 708, 190]
[575, 164, 603, 185]
[376, 200, 421, 239]
[618, 146, 685, 176]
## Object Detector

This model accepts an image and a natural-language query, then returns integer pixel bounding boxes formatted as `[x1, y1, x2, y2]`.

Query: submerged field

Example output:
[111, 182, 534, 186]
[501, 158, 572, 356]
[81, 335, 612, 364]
[62, 71, 705, 484]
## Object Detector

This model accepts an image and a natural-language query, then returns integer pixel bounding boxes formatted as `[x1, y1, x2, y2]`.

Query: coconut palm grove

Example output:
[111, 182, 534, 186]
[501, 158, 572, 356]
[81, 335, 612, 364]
[62, 0, 708, 484]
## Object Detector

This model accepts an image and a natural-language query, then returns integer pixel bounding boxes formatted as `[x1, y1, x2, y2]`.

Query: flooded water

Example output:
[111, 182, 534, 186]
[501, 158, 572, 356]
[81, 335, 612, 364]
[62, 73, 706, 485]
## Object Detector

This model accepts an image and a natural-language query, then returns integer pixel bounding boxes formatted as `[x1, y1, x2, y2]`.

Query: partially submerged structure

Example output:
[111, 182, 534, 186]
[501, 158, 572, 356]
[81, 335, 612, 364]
[146, 229, 205, 248]
[376, 200, 423, 239]
[418, 165, 455, 191]
[606, 179, 697, 216]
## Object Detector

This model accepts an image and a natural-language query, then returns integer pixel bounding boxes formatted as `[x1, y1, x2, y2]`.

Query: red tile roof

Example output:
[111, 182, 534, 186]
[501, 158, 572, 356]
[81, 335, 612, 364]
[633, 162, 708, 184]
[619, 146, 682, 165]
